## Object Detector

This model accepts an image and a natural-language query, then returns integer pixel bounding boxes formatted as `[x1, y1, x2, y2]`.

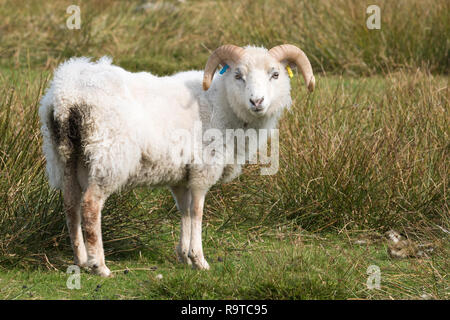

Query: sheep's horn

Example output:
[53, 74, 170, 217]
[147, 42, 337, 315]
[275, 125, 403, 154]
[203, 45, 245, 91]
[269, 44, 315, 92]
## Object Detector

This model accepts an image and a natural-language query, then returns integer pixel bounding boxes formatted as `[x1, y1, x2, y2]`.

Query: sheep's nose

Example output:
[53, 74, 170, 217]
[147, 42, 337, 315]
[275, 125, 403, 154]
[250, 97, 264, 107]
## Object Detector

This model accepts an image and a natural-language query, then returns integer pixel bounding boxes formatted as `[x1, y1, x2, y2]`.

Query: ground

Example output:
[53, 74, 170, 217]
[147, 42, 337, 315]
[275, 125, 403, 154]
[1, 226, 448, 300]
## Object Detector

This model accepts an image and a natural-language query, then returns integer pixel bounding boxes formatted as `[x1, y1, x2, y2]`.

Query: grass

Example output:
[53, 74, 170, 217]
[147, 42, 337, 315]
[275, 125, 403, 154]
[0, 0, 448, 299]
[2, 228, 448, 300]
[1, 0, 448, 74]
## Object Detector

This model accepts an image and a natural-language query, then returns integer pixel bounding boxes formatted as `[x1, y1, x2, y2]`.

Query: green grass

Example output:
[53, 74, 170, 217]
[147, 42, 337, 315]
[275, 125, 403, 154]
[1, 227, 448, 300]
[0, 0, 448, 299]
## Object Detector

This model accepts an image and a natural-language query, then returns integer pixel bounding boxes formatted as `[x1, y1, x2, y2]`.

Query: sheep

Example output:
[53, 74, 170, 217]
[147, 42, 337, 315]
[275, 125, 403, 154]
[39, 44, 315, 277]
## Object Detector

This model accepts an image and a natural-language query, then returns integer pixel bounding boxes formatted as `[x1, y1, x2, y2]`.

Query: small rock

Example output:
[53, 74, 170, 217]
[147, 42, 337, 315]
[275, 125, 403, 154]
[385, 230, 405, 244]
[421, 293, 432, 300]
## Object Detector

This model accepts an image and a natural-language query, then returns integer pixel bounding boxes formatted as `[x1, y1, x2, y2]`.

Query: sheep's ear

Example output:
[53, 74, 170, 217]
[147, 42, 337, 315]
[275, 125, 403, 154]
[279, 60, 296, 80]
[288, 61, 297, 70]
[218, 63, 231, 73]
[203, 45, 245, 90]
[269, 44, 315, 92]
[278, 59, 296, 69]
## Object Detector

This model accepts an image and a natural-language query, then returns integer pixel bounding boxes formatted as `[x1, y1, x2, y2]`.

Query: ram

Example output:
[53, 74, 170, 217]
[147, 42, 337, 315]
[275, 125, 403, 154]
[39, 44, 315, 277]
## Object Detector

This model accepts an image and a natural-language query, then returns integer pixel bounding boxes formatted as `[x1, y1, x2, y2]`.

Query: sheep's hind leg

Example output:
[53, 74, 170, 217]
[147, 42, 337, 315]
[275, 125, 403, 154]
[81, 184, 111, 277]
[170, 186, 192, 265]
[188, 188, 210, 270]
[63, 161, 88, 268]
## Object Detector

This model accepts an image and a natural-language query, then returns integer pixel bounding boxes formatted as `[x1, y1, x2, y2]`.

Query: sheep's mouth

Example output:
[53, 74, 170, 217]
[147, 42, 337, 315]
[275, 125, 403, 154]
[250, 106, 266, 114]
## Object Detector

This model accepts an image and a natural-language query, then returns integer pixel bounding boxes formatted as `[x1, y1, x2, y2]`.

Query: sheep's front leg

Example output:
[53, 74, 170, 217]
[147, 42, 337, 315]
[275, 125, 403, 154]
[188, 188, 210, 270]
[81, 185, 111, 277]
[170, 186, 192, 265]
[63, 167, 88, 268]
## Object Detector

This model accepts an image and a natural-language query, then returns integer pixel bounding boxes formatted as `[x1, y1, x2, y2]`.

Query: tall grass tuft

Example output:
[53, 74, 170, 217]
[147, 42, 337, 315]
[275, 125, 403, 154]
[207, 73, 448, 234]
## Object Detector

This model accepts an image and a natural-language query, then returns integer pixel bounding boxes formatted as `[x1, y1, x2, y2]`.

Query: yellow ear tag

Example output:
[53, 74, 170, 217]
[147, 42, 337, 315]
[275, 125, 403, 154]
[286, 65, 294, 78]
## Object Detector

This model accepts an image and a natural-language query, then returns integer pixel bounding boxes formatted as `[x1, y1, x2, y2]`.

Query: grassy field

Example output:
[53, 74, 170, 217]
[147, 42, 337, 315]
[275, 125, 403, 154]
[0, 0, 448, 299]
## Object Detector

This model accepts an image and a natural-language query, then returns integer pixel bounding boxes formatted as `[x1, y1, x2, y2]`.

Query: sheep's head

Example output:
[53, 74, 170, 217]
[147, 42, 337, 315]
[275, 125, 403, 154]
[202, 44, 315, 120]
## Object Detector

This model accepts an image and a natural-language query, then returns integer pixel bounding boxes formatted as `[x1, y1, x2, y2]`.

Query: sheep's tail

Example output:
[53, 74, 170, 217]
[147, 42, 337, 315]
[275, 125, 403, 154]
[49, 105, 83, 164]
[39, 99, 85, 190]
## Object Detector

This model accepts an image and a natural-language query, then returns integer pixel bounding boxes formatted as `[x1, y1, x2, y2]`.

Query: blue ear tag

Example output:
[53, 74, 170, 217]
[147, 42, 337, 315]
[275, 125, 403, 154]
[219, 64, 229, 74]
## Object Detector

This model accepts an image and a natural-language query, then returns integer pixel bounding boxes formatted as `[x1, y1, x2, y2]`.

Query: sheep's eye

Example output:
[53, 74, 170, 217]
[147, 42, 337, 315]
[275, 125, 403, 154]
[235, 73, 242, 80]
[271, 72, 279, 79]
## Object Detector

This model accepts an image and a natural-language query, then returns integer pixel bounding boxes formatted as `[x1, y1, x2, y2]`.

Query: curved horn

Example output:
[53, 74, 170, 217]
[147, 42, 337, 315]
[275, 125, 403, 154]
[202, 45, 245, 91]
[269, 44, 315, 92]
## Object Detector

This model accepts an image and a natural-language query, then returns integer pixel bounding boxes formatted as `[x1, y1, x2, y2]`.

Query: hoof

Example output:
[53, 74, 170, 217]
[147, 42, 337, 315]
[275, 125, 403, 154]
[188, 250, 210, 270]
[176, 249, 193, 265]
[93, 266, 113, 278]
[191, 258, 210, 270]
[90, 263, 112, 277]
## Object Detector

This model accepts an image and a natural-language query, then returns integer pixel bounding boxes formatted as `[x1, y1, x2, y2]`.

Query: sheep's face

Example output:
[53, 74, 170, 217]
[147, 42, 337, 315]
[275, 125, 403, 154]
[224, 47, 292, 121]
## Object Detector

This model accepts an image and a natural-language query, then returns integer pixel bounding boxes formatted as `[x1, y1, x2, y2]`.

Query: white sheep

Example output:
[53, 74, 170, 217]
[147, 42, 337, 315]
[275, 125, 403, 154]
[39, 44, 315, 277]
